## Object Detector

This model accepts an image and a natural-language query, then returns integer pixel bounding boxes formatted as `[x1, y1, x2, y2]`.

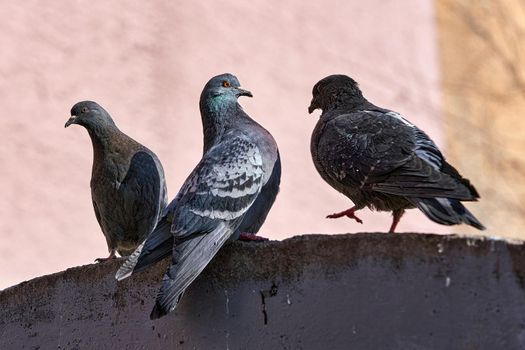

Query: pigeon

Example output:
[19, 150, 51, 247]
[308, 74, 484, 232]
[116, 73, 281, 319]
[65, 101, 168, 261]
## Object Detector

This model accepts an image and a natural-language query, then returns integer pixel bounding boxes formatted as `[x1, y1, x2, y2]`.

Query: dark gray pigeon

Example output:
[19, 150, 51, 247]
[116, 73, 281, 319]
[308, 74, 484, 232]
[65, 101, 168, 261]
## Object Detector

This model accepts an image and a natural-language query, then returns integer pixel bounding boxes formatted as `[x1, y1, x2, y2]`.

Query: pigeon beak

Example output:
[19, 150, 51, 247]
[65, 115, 78, 128]
[235, 87, 253, 98]
[308, 100, 317, 114]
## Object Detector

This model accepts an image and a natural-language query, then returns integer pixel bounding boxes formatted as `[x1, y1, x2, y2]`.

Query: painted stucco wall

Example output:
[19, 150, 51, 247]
[0, 1, 446, 289]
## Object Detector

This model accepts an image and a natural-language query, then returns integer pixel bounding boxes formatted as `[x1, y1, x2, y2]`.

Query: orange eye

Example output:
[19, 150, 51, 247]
[222, 81, 231, 88]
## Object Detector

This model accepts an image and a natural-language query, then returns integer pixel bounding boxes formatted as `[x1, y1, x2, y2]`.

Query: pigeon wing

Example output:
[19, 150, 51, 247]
[151, 136, 265, 318]
[319, 110, 476, 200]
[118, 150, 166, 238]
[169, 135, 264, 237]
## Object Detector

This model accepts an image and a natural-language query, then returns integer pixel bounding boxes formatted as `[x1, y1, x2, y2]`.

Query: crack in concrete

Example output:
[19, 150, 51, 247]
[260, 283, 278, 325]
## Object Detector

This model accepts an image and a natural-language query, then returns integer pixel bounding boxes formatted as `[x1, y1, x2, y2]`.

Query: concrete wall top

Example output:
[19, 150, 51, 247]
[2, 233, 525, 349]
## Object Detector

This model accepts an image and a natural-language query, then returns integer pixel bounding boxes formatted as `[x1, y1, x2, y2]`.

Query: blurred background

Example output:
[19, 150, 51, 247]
[1, 1, 522, 289]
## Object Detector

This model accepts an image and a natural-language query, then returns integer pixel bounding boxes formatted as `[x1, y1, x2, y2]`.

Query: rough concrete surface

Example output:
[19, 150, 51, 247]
[2, 233, 525, 349]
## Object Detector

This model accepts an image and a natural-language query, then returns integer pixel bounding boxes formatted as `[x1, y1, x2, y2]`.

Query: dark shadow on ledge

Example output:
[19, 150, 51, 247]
[1, 233, 525, 349]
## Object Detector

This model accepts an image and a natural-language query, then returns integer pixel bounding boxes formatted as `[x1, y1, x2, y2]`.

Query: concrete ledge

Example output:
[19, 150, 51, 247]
[2, 233, 525, 349]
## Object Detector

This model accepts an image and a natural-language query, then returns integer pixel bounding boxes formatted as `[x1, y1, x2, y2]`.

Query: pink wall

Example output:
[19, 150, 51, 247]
[0, 1, 443, 289]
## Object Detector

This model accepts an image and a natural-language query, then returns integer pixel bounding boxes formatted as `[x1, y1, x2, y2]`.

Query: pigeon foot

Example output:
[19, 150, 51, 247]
[326, 206, 363, 224]
[95, 250, 116, 263]
[388, 209, 405, 233]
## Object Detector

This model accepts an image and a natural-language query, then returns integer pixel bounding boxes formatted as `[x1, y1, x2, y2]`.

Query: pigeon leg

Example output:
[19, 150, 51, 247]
[326, 206, 363, 224]
[95, 249, 116, 263]
[388, 209, 405, 233]
[239, 232, 269, 242]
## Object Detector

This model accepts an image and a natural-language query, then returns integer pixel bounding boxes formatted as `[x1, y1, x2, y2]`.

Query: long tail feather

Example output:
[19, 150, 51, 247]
[150, 223, 232, 319]
[411, 197, 485, 230]
[116, 219, 173, 281]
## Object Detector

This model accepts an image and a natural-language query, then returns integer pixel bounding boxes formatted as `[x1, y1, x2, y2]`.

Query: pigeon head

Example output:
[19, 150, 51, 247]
[308, 74, 364, 114]
[200, 73, 252, 111]
[65, 101, 116, 130]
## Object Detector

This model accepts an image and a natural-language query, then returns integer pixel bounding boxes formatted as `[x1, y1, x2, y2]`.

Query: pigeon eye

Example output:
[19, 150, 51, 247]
[81, 107, 89, 114]
[222, 81, 231, 88]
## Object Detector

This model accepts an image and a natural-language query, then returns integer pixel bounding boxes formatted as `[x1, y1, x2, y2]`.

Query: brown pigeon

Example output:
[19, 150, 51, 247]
[65, 101, 168, 261]
[308, 74, 484, 232]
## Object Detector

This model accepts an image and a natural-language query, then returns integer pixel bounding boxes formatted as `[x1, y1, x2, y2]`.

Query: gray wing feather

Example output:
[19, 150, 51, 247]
[115, 219, 173, 280]
[150, 222, 232, 319]
[234, 152, 281, 236]
[150, 136, 265, 318]
[170, 136, 264, 238]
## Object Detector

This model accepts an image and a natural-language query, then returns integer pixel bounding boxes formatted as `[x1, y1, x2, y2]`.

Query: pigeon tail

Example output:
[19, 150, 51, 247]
[150, 222, 233, 319]
[411, 197, 485, 230]
[115, 219, 173, 281]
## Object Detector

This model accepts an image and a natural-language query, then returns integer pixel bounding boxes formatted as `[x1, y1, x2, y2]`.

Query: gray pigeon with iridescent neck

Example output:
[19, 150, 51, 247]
[308, 74, 484, 232]
[65, 101, 168, 261]
[116, 73, 281, 319]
